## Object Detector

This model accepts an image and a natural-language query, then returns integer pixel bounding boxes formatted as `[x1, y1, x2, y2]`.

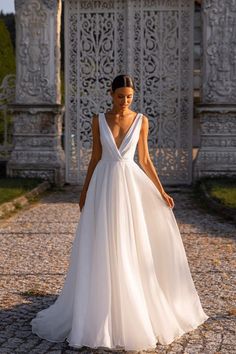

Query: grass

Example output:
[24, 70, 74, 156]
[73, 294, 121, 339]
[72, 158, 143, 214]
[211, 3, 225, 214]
[191, 177, 236, 223]
[202, 177, 236, 209]
[0, 177, 43, 205]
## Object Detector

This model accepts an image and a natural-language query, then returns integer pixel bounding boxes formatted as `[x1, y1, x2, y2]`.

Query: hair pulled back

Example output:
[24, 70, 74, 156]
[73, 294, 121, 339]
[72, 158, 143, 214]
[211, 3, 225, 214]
[111, 74, 135, 93]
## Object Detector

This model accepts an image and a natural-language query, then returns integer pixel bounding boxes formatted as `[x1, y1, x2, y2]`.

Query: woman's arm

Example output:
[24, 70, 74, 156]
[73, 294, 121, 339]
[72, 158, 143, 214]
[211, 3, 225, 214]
[137, 115, 174, 209]
[79, 114, 102, 210]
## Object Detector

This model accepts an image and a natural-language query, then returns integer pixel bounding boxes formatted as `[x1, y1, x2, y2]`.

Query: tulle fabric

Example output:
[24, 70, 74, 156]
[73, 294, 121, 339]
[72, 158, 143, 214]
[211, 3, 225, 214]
[30, 112, 209, 350]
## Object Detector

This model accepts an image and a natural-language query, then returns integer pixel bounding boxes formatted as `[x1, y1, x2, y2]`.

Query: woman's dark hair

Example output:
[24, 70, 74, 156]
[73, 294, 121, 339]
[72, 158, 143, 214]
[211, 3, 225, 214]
[111, 74, 135, 92]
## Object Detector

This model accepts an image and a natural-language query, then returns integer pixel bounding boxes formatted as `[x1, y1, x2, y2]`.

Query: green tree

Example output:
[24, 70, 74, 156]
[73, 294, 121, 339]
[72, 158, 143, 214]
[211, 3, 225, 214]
[0, 12, 15, 49]
[0, 18, 16, 84]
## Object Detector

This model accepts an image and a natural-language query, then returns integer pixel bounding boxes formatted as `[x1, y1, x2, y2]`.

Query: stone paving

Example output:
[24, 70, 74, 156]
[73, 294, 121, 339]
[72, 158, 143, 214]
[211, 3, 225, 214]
[0, 186, 235, 354]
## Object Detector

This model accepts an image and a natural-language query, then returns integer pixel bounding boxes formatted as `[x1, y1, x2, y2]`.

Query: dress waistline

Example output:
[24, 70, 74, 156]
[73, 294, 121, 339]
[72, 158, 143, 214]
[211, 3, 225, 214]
[100, 157, 135, 163]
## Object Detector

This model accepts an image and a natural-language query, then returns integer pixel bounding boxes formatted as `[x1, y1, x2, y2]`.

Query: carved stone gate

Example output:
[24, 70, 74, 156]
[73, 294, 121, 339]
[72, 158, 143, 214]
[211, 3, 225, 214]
[64, 0, 194, 185]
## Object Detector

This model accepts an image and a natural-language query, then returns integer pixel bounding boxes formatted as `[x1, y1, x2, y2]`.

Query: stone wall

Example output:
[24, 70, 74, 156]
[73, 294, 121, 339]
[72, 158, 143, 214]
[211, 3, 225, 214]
[7, 0, 65, 185]
[194, 0, 236, 180]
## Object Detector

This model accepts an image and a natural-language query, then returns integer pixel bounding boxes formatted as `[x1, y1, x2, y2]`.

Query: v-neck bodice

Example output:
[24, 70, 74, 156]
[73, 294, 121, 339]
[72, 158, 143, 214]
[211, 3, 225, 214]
[104, 112, 140, 151]
[98, 112, 143, 161]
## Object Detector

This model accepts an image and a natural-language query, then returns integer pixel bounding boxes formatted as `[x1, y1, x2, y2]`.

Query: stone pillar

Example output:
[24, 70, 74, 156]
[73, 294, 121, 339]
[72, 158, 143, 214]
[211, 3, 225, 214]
[7, 0, 65, 186]
[194, 0, 236, 180]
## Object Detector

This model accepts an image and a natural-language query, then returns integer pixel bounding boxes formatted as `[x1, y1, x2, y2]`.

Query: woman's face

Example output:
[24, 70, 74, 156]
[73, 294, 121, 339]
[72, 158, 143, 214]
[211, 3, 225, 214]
[111, 87, 134, 111]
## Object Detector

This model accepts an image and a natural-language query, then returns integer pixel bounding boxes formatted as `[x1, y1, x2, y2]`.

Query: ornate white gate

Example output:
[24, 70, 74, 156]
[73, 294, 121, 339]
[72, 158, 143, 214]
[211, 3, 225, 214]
[64, 0, 194, 185]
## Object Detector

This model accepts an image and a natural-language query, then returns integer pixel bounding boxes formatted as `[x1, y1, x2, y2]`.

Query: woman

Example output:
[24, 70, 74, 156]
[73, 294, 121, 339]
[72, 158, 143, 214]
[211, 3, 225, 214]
[31, 74, 209, 351]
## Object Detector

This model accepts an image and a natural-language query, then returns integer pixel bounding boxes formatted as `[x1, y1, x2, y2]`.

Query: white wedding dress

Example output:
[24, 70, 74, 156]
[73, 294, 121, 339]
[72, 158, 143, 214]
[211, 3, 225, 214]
[31, 112, 209, 350]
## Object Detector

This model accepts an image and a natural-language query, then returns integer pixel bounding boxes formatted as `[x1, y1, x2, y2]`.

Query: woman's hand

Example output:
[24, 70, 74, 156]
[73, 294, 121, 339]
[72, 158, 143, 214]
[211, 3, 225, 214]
[161, 191, 175, 209]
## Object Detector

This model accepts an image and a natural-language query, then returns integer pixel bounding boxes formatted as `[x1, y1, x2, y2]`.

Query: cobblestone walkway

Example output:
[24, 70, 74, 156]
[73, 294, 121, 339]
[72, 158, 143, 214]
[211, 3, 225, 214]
[0, 186, 235, 354]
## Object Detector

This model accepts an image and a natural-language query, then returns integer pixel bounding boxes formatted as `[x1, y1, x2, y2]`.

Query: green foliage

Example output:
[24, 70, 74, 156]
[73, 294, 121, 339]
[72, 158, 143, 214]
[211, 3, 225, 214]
[204, 177, 236, 209]
[0, 12, 15, 49]
[0, 177, 42, 204]
[0, 19, 16, 84]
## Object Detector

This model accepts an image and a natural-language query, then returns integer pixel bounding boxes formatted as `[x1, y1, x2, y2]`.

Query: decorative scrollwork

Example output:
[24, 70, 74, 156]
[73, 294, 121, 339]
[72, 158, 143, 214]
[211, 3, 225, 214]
[15, 0, 26, 11]
[202, 0, 236, 103]
[0, 75, 16, 105]
[65, 0, 193, 185]
[15, 0, 60, 104]
[0, 75, 16, 159]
